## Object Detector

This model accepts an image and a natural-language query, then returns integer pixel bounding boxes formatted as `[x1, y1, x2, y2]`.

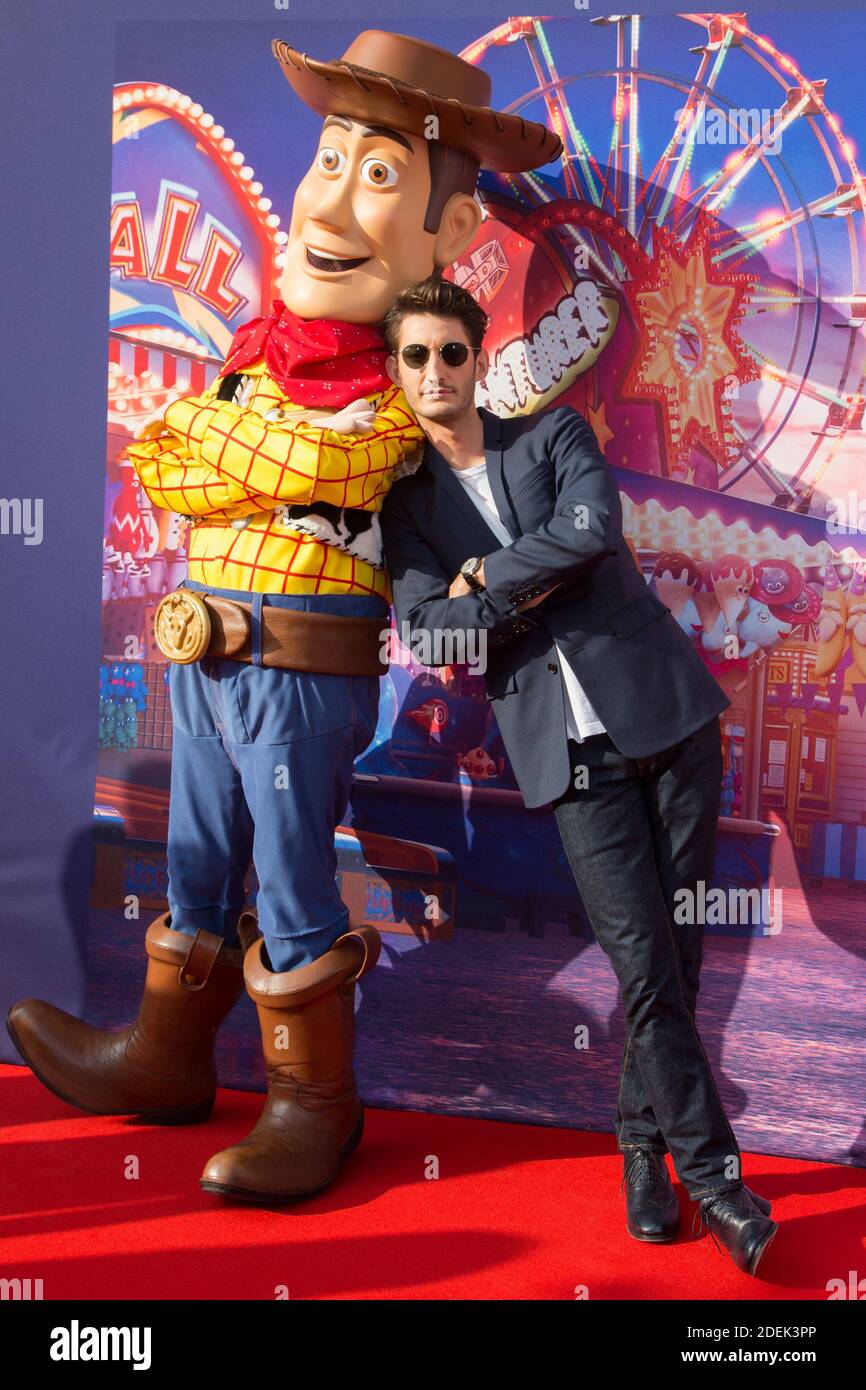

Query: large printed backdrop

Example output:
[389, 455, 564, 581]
[90, 15, 866, 1169]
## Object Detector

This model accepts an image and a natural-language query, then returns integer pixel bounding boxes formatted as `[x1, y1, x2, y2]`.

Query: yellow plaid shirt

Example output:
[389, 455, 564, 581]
[125, 363, 425, 597]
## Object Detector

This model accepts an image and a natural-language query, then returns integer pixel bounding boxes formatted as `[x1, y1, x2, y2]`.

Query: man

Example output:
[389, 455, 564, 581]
[6, 32, 561, 1205]
[378, 274, 779, 1277]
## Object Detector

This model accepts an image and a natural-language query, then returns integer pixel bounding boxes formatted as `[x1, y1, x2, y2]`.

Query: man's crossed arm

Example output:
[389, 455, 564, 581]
[379, 406, 620, 660]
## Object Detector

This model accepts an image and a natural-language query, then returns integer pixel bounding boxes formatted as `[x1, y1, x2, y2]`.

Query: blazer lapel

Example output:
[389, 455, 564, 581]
[422, 407, 521, 551]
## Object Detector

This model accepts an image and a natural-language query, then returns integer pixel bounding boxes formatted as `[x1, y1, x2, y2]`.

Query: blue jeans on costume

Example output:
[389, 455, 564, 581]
[551, 716, 743, 1201]
[165, 578, 386, 974]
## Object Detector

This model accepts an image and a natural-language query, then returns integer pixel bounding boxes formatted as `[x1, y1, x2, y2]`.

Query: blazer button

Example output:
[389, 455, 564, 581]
[548, 662, 558, 674]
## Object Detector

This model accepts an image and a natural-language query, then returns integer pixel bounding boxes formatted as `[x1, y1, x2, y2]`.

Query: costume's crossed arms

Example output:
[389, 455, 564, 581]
[125, 382, 422, 521]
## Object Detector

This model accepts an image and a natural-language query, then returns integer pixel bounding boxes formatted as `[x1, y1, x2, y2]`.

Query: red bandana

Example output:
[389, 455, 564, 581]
[218, 299, 392, 409]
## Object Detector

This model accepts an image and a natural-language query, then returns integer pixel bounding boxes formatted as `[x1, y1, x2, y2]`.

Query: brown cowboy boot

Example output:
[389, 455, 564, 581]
[199, 923, 381, 1202]
[5, 910, 257, 1124]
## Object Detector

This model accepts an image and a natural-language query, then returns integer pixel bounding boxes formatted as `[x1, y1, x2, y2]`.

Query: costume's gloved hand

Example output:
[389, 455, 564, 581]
[133, 416, 175, 444]
[260, 396, 376, 434]
[309, 397, 377, 434]
[229, 396, 377, 529]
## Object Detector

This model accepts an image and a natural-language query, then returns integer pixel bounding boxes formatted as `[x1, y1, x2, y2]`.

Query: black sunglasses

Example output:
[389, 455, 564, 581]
[399, 342, 480, 369]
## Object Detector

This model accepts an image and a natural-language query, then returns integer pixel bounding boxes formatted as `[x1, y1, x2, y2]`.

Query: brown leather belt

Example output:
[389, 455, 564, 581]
[153, 588, 388, 676]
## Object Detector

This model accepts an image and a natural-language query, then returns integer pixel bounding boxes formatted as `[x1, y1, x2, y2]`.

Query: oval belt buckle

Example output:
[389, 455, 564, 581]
[153, 589, 212, 664]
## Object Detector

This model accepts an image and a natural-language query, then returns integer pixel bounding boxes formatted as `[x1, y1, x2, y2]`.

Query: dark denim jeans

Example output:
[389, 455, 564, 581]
[552, 715, 743, 1201]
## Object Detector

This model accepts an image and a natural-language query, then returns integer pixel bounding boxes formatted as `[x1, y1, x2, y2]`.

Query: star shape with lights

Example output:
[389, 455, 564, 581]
[620, 209, 758, 480]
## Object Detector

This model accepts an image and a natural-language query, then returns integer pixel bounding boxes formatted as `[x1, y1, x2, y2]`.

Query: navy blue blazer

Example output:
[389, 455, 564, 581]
[379, 405, 731, 809]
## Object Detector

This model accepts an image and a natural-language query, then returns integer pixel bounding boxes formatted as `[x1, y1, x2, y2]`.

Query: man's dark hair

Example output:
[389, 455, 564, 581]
[382, 275, 489, 355]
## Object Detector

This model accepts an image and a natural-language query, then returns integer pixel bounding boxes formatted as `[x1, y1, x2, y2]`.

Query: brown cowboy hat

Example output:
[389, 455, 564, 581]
[271, 29, 563, 173]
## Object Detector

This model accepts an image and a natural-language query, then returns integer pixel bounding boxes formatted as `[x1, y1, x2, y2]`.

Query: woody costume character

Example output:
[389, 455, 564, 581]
[7, 30, 561, 1203]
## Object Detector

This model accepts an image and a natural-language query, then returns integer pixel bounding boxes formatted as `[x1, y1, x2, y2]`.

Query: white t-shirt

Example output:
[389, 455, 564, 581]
[449, 459, 606, 743]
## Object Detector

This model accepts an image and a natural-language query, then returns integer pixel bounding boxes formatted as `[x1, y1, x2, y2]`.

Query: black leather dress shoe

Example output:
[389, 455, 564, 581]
[692, 1185, 778, 1276]
[620, 1147, 680, 1241]
[743, 1184, 772, 1217]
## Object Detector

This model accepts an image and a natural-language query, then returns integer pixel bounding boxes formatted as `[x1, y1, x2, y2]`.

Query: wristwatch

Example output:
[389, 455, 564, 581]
[460, 556, 484, 592]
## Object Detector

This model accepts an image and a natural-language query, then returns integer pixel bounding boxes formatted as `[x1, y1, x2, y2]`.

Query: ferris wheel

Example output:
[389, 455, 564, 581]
[460, 14, 866, 514]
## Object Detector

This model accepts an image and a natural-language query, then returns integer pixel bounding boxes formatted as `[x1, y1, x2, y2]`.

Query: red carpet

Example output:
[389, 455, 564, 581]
[1, 1063, 863, 1300]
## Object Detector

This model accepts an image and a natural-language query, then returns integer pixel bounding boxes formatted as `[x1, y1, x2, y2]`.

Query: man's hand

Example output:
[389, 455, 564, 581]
[448, 572, 474, 598]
